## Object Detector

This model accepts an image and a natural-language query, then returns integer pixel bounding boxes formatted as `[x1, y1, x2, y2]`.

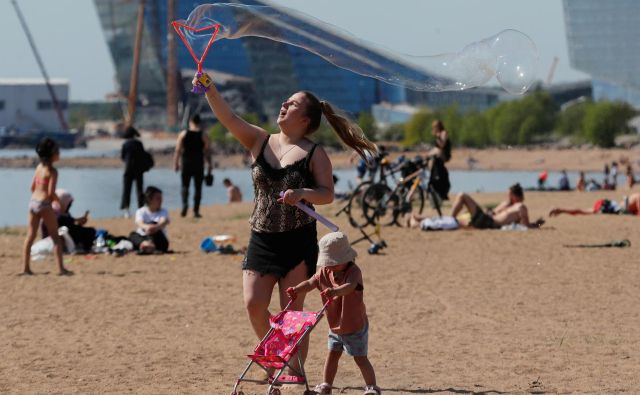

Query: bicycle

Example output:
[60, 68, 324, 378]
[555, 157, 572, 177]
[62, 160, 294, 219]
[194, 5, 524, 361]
[335, 152, 400, 228]
[360, 156, 443, 227]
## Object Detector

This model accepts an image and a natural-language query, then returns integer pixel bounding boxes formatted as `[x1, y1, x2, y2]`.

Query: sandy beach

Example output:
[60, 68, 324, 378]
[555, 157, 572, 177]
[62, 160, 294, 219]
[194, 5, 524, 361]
[2, 137, 640, 172]
[2, 188, 640, 393]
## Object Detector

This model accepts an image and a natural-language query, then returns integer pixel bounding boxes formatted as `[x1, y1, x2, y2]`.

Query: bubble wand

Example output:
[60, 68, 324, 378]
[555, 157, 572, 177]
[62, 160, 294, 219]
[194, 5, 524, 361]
[279, 192, 339, 232]
[171, 21, 220, 93]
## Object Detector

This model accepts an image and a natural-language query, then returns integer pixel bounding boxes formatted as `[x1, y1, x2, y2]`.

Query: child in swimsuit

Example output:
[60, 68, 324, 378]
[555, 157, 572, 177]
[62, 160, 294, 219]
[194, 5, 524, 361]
[21, 138, 72, 276]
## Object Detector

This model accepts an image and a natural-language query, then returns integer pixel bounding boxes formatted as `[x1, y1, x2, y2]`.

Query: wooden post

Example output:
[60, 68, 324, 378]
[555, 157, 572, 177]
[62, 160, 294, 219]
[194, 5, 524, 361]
[127, 0, 146, 127]
[166, 0, 178, 130]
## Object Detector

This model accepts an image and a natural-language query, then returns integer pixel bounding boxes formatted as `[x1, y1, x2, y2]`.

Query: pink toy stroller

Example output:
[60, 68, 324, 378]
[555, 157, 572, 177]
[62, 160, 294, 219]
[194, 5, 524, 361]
[230, 299, 331, 395]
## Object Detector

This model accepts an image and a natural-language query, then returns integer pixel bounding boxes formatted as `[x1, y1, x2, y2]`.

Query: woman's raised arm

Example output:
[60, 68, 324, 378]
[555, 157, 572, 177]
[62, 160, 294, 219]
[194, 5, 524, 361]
[198, 73, 267, 153]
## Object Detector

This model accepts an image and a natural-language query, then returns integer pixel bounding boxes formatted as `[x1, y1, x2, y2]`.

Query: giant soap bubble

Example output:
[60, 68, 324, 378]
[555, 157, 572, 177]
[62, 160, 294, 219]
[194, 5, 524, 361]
[176, 3, 538, 94]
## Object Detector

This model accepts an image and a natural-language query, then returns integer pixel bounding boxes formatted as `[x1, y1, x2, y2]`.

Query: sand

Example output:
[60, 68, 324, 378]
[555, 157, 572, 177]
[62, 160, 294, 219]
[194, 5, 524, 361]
[1, 188, 640, 394]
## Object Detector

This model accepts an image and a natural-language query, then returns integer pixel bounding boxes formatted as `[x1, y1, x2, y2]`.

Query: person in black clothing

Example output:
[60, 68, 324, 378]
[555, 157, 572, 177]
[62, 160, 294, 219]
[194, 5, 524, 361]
[120, 126, 146, 217]
[48, 189, 96, 252]
[427, 119, 451, 201]
[173, 114, 212, 218]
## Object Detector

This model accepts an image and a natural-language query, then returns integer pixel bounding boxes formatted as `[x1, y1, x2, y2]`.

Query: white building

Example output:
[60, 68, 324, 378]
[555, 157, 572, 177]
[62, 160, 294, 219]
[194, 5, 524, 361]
[0, 78, 69, 132]
[371, 102, 421, 129]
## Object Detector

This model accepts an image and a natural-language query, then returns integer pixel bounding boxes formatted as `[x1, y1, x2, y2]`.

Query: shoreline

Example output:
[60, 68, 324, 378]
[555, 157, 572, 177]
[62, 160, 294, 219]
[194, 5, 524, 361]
[1, 146, 639, 172]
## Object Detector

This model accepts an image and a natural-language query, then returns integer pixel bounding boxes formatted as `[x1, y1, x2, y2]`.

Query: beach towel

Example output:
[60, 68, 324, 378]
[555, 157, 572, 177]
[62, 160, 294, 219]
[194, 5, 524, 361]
[500, 223, 528, 231]
[420, 216, 459, 231]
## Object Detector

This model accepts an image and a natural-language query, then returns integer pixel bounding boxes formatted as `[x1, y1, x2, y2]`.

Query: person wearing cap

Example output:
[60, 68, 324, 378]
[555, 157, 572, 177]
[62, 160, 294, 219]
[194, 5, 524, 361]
[287, 232, 380, 395]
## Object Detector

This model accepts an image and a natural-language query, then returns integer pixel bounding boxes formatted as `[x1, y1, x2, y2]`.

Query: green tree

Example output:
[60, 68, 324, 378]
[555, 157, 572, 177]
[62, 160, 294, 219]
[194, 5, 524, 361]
[378, 123, 405, 142]
[208, 122, 228, 144]
[458, 111, 491, 147]
[357, 112, 377, 141]
[555, 99, 591, 138]
[403, 109, 432, 147]
[583, 101, 636, 147]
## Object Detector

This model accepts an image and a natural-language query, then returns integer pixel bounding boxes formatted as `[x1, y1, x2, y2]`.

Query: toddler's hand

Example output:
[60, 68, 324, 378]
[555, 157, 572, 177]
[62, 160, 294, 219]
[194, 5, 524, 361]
[286, 287, 297, 300]
[321, 288, 337, 298]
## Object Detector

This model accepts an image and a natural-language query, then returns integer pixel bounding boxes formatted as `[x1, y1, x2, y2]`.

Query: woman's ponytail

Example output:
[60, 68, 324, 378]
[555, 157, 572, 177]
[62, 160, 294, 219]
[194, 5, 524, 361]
[319, 101, 378, 162]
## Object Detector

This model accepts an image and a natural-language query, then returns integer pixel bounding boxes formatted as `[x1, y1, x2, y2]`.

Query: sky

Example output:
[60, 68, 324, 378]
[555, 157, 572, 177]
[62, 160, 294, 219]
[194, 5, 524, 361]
[0, 0, 589, 102]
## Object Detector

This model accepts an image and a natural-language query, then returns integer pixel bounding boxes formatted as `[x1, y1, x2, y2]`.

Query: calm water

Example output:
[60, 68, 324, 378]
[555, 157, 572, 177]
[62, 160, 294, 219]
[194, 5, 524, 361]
[0, 167, 603, 227]
[0, 148, 118, 158]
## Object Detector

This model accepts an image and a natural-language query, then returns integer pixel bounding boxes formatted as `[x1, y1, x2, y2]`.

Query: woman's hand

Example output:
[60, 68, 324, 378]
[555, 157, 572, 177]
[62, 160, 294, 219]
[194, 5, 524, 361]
[192, 72, 213, 91]
[277, 189, 303, 206]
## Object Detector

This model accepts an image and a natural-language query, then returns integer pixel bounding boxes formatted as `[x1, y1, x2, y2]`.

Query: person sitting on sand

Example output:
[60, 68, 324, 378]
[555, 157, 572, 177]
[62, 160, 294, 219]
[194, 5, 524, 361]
[549, 193, 640, 217]
[222, 178, 242, 203]
[408, 183, 544, 229]
[48, 189, 96, 253]
[129, 186, 170, 253]
[576, 171, 586, 192]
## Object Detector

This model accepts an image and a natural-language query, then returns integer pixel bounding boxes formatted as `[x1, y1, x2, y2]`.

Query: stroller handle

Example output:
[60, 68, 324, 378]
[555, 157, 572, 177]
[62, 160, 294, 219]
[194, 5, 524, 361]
[283, 296, 334, 315]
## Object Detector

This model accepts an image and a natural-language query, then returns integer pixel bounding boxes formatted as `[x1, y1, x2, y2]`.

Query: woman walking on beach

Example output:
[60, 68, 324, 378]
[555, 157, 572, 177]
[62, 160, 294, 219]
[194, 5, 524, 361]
[22, 138, 72, 275]
[195, 71, 376, 382]
[173, 114, 212, 218]
[120, 126, 146, 218]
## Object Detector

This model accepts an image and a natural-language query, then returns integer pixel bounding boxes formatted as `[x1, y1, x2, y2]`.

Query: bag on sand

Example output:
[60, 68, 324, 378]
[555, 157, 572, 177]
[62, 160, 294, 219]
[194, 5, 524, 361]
[31, 226, 76, 261]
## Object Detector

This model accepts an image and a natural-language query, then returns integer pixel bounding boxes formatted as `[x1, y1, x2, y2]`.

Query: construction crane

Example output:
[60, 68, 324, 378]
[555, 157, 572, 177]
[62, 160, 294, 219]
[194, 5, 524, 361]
[11, 0, 69, 131]
[546, 56, 559, 86]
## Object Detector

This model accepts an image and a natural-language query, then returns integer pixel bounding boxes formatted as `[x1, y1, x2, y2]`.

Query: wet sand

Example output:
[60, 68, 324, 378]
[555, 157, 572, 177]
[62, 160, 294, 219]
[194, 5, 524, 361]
[1, 189, 639, 393]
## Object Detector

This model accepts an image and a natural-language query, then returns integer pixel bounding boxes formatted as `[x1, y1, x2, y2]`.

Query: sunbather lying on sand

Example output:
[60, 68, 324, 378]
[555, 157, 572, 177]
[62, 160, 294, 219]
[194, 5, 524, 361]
[549, 193, 640, 217]
[408, 183, 545, 229]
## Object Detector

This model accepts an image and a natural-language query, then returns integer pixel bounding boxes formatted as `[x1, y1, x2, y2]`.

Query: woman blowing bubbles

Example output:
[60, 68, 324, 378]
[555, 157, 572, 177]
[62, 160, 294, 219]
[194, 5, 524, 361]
[194, 71, 376, 382]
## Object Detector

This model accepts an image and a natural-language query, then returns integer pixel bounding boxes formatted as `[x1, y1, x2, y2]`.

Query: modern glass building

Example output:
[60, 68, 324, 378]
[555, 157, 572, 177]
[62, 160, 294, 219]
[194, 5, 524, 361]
[563, 0, 640, 107]
[94, 0, 499, 125]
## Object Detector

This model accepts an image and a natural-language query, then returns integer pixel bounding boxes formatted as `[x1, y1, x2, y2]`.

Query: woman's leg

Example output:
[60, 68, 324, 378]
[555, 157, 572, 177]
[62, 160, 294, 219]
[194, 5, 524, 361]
[180, 170, 191, 216]
[278, 261, 311, 374]
[193, 169, 204, 216]
[120, 173, 133, 210]
[41, 208, 71, 275]
[243, 270, 278, 339]
[135, 173, 144, 208]
[21, 211, 40, 274]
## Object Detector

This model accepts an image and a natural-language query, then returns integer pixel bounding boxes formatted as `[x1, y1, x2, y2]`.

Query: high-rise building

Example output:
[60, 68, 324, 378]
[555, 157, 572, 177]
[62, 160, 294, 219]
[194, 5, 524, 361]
[94, 0, 500, 127]
[563, 0, 640, 107]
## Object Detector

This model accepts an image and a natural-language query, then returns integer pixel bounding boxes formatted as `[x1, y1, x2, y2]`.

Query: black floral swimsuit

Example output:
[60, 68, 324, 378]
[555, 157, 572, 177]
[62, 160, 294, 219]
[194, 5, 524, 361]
[243, 135, 319, 278]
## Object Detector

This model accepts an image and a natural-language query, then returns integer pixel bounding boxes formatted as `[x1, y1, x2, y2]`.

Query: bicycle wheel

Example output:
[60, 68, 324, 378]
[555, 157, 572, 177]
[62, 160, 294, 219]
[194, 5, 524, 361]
[345, 181, 373, 228]
[362, 183, 398, 226]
